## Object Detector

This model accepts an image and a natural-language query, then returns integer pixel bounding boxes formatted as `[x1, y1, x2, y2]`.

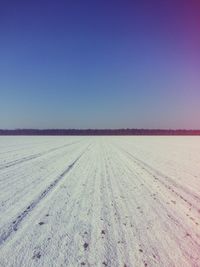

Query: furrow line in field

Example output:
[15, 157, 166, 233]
[0, 139, 57, 155]
[63, 158, 98, 266]
[107, 143, 164, 266]
[110, 143, 200, 266]
[0, 141, 87, 213]
[0, 144, 90, 246]
[0, 140, 83, 172]
[21, 144, 94, 267]
[114, 143, 200, 232]
[104, 153, 133, 266]
[96, 146, 120, 267]
[119, 154, 200, 244]
[109, 147, 199, 266]
[115, 144, 200, 215]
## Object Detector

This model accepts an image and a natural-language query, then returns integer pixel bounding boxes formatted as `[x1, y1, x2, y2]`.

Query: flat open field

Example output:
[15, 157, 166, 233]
[0, 136, 200, 267]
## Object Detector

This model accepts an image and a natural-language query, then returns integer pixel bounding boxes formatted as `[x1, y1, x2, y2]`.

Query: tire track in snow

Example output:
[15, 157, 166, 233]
[110, 143, 200, 266]
[0, 141, 87, 214]
[95, 148, 120, 266]
[115, 144, 200, 215]
[0, 140, 83, 172]
[9, 145, 95, 267]
[105, 143, 199, 266]
[105, 143, 160, 266]
[115, 143, 200, 221]
[63, 159, 98, 266]
[0, 144, 90, 246]
[0, 139, 55, 155]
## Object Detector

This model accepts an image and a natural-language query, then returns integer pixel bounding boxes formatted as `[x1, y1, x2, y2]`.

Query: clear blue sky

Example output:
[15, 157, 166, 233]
[0, 0, 200, 129]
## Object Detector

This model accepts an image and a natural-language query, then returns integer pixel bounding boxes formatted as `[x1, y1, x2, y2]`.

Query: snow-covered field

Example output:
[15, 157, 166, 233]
[0, 136, 200, 267]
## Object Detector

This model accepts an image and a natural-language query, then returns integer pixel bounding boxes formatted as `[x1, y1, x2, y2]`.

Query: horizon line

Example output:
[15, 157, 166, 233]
[1, 128, 200, 131]
[1, 128, 200, 136]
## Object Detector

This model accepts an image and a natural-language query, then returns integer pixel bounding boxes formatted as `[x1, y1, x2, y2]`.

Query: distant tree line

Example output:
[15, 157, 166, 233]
[0, 129, 200, 135]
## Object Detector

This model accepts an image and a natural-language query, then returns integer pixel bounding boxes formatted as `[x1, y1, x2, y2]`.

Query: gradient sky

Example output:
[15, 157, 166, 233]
[0, 0, 200, 129]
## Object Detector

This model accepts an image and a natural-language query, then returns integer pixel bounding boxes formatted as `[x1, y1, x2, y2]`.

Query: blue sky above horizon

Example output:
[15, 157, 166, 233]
[0, 0, 200, 129]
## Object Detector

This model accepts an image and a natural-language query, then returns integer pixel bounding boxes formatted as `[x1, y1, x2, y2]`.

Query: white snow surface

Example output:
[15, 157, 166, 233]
[0, 136, 200, 267]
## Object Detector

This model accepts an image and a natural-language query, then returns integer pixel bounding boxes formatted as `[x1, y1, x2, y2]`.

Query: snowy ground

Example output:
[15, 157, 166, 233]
[0, 136, 200, 267]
